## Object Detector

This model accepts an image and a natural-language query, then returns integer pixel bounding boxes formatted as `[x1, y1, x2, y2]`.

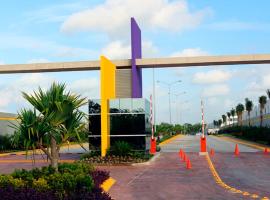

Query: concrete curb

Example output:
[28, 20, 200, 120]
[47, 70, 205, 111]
[159, 134, 184, 146]
[101, 177, 116, 192]
[131, 152, 161, 166]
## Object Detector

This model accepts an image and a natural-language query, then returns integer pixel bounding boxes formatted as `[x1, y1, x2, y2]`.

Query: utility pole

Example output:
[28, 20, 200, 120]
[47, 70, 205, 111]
[152, 68, 156, 132]
[157, 80, 181, 124]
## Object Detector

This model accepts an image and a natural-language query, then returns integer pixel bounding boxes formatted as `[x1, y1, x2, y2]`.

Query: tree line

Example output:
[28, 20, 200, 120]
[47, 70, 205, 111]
[213, 89, 270, 128]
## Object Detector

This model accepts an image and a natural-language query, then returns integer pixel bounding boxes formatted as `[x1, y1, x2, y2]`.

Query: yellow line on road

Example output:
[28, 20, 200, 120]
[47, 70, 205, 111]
[0, 117, 17, 120]
[159, 134, 184, 146]
[0, 143, 88, 157]
[206, 154, 268, 200]
[101, 177, 116, 192]
[0, 159, 75, 163]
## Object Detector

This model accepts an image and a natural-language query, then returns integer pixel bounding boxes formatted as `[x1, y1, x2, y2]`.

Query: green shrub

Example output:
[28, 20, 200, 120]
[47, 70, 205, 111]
[156, 145, 161, 152]
[46, 173, 65, 195]
[0, 160, 110, 199]
[0, 175, 26, 188]
[80, 150, 100, 159]
[111, 141, 131, 156]
[219, 126, 270, 145]
[32, 178, 50, 191]
[58, 162, 94, 175]
[12, 169, 34, 183]
[0, 135, 13, 151]
[75, 174, 94, 192]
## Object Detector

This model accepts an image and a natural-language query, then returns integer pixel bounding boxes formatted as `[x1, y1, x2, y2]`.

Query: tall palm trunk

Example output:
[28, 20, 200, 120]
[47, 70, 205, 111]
[248, 112, 251, 127]
[260, 109, 263, 127]
[240, 114, 243, 126]
[237, 114, 240, 125]
[50, 136, 59, 170]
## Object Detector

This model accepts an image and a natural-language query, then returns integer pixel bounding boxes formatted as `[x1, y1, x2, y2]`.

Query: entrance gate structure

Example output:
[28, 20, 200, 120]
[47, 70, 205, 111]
[1, 18, 270, 156]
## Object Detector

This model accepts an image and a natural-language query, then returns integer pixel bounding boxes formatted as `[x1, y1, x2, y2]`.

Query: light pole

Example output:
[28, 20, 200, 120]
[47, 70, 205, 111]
[178, 100, 189, 124]
[157, 80, 182, 124]
[152, 68, 156, 132]
[173, 92, 187, 124]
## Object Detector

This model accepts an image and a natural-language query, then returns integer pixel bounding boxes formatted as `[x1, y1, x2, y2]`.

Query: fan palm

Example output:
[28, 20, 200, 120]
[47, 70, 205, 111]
[222, 115, 226, 125]
[236, 103, 244, 126]
[266, 89, 270, 99]
[245, 98, 253, 127]
[218, 119, 222, 127]
[259, 95, 267, 127]
[227, 112, 231, 126]
[230, 109, 236, 126]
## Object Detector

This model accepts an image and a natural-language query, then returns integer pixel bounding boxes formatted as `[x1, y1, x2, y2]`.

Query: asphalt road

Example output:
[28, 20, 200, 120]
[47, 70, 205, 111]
[161, 135, 259, 153]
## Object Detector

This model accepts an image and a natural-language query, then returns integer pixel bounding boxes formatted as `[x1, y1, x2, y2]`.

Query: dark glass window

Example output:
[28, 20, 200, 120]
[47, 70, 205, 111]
[88, 98, 151, 150]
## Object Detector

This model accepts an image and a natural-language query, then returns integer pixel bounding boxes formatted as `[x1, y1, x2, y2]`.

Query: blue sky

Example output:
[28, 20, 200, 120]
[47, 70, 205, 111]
[0, 0, 270, 124]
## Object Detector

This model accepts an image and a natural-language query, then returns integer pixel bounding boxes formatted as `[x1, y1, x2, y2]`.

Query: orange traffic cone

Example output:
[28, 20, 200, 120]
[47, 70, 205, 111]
[234, 144, 239, 156]
[179, 149, 183, 158]
[183, 153, 187, 162]
[186, 159, 192, 169]
[210, 148, 215, 156]
[264, 148, 268, 154]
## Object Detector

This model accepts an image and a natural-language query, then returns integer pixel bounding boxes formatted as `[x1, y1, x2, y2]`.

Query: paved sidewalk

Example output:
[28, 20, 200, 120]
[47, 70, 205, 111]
[100, 152, 241, 200]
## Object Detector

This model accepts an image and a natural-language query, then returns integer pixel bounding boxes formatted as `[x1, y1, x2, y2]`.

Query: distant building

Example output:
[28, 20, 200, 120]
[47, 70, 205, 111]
[0, 112, 17, 136]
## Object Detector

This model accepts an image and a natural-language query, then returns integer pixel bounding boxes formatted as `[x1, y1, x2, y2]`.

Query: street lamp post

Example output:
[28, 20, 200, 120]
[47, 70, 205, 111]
[157, 80, 182, 124]
[173, 92, 187, 124]
[178, 100, 189, 124]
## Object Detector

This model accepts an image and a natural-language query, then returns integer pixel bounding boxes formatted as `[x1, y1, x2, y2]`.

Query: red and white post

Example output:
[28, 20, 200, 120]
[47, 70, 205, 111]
[200, 100, 207, 154]
[150, 95, 156, 154]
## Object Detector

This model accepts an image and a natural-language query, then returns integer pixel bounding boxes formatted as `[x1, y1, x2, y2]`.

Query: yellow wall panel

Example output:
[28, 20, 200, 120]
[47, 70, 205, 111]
[100, 56, 116, 157]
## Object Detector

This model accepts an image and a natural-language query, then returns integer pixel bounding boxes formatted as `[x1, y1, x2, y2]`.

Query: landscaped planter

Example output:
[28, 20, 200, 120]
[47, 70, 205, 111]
[80, 154, 153, 165]
[0, 163, 112, 200]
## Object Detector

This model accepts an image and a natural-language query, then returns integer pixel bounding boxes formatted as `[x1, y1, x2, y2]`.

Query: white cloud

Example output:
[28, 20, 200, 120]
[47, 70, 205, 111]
[0, 73, 99, 112]
[61, 0, 211, 36]
[0, 61, 4, 65]
[101, 41, 130, 59]
[101, 40, 158, 59]
[69, 78, 99, 99]
[242, 65, 270, 97]
[193, 69, 232, 84]
[0, 34, 96, 61]
[202, 84, 230, 97]
[0, 74, 55, 111]
[262, 74, 270, 88]
[171, 48, 209, 57]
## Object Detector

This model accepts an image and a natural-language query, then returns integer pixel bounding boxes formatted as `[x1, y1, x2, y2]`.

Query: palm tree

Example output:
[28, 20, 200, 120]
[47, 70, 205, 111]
[266, 89, 270, 100]
[259, 95, 267, 127]
[230, 109, 236, 126]
[236, 103, 244, 126]
[213, 120, 216, 128]
[222, 114, 226, 126]
[14, 82, 87, 169]
[227, 112, 231, 126]
[245, 98, 253, 127]
[218, 119, 222, 127]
